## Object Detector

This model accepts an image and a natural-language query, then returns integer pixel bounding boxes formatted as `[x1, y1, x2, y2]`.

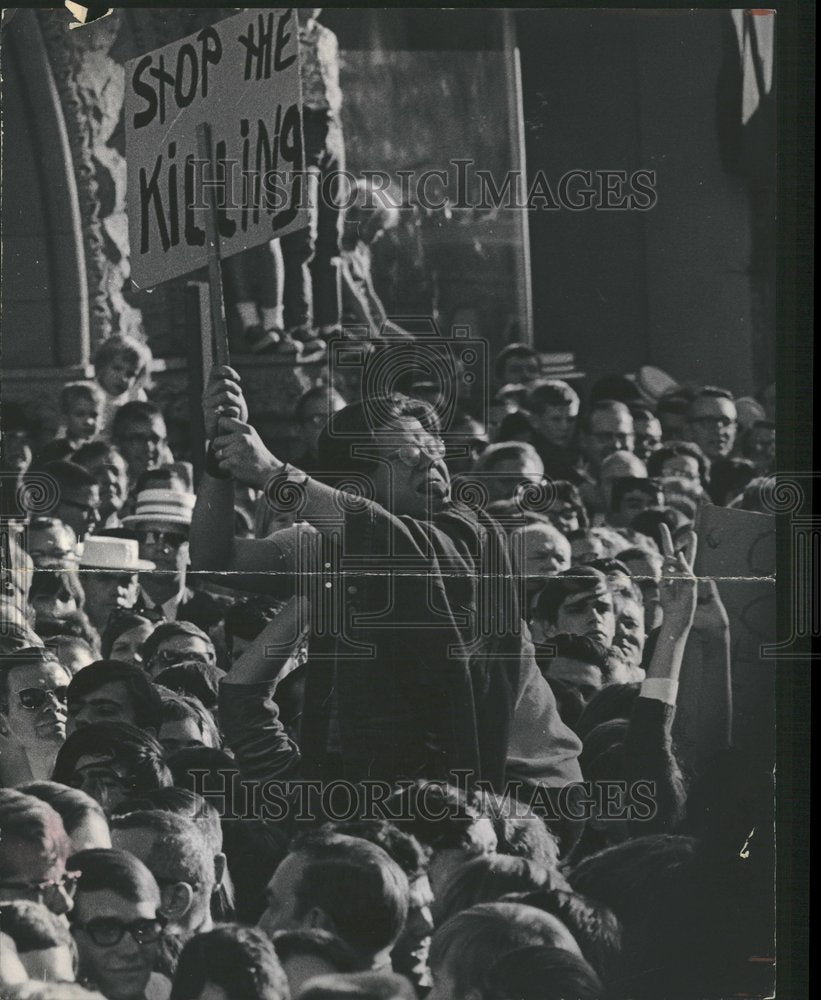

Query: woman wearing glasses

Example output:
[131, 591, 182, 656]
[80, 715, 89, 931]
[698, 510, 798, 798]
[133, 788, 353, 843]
[0, 647, 70, 785]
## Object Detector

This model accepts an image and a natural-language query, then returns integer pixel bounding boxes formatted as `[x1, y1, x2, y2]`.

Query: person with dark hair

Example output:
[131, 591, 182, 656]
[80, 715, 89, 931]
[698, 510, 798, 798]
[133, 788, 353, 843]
[101, 614, 156, 666]
[66, 660, 163, 735]
[0, 789, 76, 917]
[40, 462, 101, 544]
[52, 723, 172, 812]
[28, 570, 85, 630]
[20, 782, 110, 853]
[629, 507, 687, 553]
[535, 633, 610, 701]
[655, 392, 692, 441]
[292, 384, 348, 472]
[472, 442, 545, 505]
[428, 902, 582, 1000]
[741, 419, 776, 476]
[1, 401, 36, 487]
[44, 634, 98, 678]
[0, 899, 78, 984]
[112, 786, 231, 924]
[26, 517, 80, 570]
[325, 819, 433, 991]
[157, 694, 221, 753]
[68, 848, 166, 1000]
[475, 792, 561, 874]
[194, 368, 582, 805]
[542, 480, 589, 535]
[504, 888, 622, 987]
[382, 782, 498, 898]
[518, 379, 585, 484]
[607, 477, 664, 530]
[155, 663, 224, 713]
[74, 442, 130, 530]
[110, 810, 215, 940]
[617, 548, 664, 631]
[629, 407, 663, 463]
[493, 344, 541, 388]
[222, 597, 281, 663]
[140, 623, 216, 679]
[171, 924, 290, 1000]
[686, 387, 737, 462]
[272, 928, 363, 995]
[110, 402, 170, 488]
[257, 830, 409, 972]
[0, 646, 70, 785]
[569, 834, 700, 998]
[435, 855, 560, 926]
[530, 568, 615, 649]
[295, 970, 417, 999]
[485, 946, 604, 1000]
[580, 401, 635, 480]
[646, 439, 710, 490]
[707, 456, 756, 506]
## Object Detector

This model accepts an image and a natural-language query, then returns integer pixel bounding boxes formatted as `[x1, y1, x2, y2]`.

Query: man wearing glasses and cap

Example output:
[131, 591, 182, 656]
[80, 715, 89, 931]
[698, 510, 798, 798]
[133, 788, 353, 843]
[122, 489, 222, 632]
[192, 366, 582, 849]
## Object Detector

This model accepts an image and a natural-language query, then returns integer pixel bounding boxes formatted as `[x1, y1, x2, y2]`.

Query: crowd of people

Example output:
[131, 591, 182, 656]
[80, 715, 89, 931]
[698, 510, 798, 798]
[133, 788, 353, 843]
[1, 8, 778, 999]
[0, 321, 776, 999]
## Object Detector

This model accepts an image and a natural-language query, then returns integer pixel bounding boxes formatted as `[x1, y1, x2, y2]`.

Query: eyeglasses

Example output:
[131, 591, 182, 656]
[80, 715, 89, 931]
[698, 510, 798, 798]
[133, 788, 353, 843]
[389, 438, 447, 469]
[73, 915, 167, 947]
[17, 685, 69, 710]
[0, 871, 80, 910]
[149, 648, 211, 669]
[137, 529, 188, 549]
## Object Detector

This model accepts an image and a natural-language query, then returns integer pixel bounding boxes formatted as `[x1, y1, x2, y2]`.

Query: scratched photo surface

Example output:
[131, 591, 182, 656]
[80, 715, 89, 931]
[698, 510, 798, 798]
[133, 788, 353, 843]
[0, 7, 795, 1000]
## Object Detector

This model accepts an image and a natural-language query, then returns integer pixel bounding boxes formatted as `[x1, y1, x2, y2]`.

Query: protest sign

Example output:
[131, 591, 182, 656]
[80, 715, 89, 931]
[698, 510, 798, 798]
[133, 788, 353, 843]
[674, 504, 777, 769]
[125, 8, 307, 289]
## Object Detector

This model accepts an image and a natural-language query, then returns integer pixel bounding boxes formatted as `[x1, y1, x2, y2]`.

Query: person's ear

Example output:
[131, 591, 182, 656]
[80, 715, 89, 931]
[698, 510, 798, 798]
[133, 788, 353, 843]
[212, 852, 226, 891]
[160, 882, 194, 922]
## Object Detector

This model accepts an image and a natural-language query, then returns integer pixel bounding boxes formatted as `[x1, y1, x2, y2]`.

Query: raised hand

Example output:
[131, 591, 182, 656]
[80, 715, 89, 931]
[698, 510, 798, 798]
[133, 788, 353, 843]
[658, 522, 698, 634]
[203, 365, 249, 440]
[211, 416, 283, 489]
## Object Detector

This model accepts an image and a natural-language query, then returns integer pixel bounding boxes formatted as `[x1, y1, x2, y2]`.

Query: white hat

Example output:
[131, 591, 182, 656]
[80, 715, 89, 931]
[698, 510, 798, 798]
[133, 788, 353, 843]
[79, 536, 155, 571]
[122, 489, 196, 527]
